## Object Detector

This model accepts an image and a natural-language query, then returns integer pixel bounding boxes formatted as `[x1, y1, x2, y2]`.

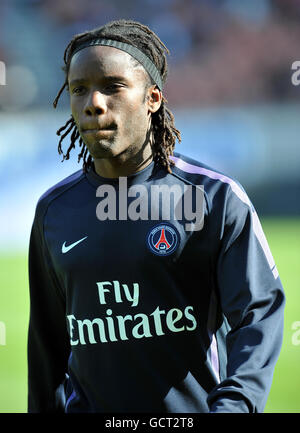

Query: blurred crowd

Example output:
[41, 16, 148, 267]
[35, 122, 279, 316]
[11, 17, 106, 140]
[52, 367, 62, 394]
[1, 0, 300, 110]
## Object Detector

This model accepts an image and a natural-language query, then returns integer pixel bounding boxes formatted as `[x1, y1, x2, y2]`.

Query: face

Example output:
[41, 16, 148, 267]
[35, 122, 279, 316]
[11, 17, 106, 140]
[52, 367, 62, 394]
[68, 45, 161, 164]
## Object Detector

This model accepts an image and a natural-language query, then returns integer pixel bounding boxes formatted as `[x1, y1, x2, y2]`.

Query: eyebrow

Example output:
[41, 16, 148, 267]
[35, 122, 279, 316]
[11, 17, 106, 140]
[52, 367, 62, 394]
[68, 79, 85, 87]
[69, 75, 129, 87]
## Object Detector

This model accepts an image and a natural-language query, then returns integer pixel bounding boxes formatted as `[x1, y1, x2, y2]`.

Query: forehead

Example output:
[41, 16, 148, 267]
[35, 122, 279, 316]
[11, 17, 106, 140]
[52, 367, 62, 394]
[68, 45, 145, 81]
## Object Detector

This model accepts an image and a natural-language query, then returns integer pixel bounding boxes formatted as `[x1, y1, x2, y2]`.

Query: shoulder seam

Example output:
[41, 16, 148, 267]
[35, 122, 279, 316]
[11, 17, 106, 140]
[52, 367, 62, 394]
[37, 171, 85, 220]
[169, 169, 212, 214]
[41, 171, 85, 235]
[171, 155, 252, 209]
[39, 172, 86, 302]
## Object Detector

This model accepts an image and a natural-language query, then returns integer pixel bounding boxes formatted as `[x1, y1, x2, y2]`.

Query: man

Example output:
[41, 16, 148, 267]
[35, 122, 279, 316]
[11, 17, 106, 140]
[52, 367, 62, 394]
[27, 19, 285, 413]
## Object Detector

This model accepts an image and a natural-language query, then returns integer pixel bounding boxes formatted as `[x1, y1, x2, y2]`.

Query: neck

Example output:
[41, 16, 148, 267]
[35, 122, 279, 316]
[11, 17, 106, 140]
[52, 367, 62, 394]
[93, 133, 154, 178]
[93, 122, 154, 178]
[94, 151, 153, 178]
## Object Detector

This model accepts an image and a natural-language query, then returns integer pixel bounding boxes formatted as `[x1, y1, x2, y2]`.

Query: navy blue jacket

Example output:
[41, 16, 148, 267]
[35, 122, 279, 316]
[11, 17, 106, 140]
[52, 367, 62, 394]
[27, 152, 285, 413]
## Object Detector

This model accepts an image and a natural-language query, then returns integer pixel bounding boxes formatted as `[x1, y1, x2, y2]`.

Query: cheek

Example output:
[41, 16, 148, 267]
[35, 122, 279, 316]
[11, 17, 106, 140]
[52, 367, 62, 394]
[70, 99, 80, 123]
[121, 98, 148, 132]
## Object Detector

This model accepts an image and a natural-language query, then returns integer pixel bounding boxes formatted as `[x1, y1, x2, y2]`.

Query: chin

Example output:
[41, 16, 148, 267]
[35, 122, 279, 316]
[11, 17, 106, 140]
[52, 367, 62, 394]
[88, 140, 122, 159]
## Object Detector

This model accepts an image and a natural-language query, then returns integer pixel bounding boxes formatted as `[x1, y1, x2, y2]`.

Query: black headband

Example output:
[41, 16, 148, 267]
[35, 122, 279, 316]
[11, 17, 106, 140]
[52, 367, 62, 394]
[71, 38, 163, 91]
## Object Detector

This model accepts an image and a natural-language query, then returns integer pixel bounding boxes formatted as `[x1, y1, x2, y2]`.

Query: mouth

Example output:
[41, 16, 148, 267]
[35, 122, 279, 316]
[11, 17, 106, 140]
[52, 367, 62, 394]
[81, 129, 115, 139]
[81, 124, 117, 139]
[81, 124, 116, 133]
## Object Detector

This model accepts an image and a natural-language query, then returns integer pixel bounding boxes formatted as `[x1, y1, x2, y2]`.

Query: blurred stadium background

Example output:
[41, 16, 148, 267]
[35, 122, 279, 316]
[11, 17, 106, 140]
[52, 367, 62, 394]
[0, 0, 299, 413]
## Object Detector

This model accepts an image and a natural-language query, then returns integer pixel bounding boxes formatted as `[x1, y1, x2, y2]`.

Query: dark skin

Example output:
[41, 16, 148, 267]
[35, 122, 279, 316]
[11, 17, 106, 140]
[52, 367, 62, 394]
[68, 45, 162, 178]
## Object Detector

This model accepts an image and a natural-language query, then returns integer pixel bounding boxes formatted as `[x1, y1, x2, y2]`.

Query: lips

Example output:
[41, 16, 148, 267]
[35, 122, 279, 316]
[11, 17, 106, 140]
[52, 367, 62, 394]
[81, 123, 116, 132]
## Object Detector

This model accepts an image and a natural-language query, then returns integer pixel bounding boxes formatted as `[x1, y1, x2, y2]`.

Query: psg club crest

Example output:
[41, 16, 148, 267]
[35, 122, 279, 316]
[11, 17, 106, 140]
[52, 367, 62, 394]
[147, 223, 179, 256]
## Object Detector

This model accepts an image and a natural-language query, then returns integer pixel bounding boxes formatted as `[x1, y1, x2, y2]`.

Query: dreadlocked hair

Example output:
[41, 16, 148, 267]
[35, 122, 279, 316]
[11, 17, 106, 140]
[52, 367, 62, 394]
[53, 19, 181, 173]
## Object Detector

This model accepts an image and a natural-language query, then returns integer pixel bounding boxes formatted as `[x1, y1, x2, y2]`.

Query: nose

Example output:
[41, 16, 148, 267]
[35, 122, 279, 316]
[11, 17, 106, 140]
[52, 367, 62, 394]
[84, 90, 107, 116]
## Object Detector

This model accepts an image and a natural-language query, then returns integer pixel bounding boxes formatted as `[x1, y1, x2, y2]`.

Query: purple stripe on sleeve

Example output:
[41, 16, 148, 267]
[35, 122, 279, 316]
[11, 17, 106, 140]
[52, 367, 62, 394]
[207, 290, 220, 383]
[171, 156, 278, 279]
[65, 390, 76, 411]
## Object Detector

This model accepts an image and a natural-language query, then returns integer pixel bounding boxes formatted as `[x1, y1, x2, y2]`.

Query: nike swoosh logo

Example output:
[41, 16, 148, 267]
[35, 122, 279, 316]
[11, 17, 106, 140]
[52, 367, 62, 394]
[62, 236, 88, 254]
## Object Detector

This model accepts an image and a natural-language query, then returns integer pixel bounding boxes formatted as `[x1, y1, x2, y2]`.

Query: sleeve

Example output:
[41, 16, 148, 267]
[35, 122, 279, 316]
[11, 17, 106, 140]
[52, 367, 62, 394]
[27, 204, 70, 412]
[207, 187, 285, 413]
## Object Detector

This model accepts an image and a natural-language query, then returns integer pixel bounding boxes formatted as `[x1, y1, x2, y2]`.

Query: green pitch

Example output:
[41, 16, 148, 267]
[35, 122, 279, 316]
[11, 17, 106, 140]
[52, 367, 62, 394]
[0, 217, 299, 413]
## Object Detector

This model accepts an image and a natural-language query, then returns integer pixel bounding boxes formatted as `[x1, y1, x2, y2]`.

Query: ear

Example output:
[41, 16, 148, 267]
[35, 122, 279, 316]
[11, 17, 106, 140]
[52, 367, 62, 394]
[146, 85, 162, 114]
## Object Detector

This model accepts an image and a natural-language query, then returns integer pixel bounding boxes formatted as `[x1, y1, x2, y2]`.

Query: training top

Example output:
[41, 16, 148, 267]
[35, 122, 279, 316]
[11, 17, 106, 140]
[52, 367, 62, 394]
[27, 152, 285, 413]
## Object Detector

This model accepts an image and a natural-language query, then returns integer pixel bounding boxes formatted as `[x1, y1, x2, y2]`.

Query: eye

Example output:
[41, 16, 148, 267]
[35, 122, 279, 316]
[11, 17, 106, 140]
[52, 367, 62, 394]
[71, 86, 85, 95]
[105, 83, 124, 92]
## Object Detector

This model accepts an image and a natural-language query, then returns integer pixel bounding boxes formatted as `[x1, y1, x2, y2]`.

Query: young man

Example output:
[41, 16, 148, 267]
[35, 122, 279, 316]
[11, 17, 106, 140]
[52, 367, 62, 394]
[27, 19, 285, 413]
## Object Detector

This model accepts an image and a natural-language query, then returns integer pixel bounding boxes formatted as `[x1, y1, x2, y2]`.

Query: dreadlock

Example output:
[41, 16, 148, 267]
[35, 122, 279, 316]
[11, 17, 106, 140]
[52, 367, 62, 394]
[53, 19, 181, 173]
